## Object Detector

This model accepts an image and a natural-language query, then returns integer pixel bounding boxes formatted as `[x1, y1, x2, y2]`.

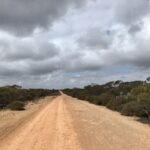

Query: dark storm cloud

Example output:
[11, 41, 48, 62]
[0, 0, 88, 35]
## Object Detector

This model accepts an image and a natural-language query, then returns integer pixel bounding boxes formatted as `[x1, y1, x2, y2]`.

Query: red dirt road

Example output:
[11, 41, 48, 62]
[0, 94, 150, 150]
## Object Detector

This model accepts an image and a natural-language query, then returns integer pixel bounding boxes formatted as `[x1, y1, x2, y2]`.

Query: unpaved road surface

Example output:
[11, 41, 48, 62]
[0, 94, 150, 150]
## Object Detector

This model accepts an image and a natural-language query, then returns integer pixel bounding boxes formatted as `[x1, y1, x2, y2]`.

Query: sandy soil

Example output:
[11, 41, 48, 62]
[0, 94, 150, 150]
[0, 97, 54, 141]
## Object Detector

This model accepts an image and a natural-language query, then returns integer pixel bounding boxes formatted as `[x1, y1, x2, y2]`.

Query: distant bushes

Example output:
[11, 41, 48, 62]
[0, 85, 59, 110]
[7, 101, 25, 111]
[97, 93, 115, 105]
[63, 80, 150, 123]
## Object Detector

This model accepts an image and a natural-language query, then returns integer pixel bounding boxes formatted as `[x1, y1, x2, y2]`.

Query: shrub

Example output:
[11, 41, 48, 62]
[7, 101, 25, 111]
[131, 87, 144, 96]
[107, 96, 129, 111]
[95, 93, 114, 106]
[121, 101, 150, 117]
[90, 96, 101, 105]
[137, 93, 150, 103]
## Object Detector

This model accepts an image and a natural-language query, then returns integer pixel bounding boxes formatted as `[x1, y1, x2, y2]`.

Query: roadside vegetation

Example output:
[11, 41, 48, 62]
[63, 79, 150, 123]
[0, 85, 59, 111]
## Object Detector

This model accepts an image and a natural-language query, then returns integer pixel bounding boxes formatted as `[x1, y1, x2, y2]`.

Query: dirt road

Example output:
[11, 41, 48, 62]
[0, 94, 150, 150]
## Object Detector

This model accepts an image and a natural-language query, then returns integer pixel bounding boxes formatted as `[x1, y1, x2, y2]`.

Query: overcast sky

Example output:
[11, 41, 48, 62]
[0, 0, 150, 89]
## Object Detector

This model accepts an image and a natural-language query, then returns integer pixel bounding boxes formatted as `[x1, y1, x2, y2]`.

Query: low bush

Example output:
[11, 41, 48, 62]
[121, 101, 150, 118]
[137, 93, 150, 103]
[93, 93, 114, 106]
[107, 96, 128, 111]
[7, 101, 25, 111]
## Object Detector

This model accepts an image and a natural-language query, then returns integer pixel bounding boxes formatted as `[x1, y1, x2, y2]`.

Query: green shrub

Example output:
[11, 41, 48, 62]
[95, 93, 114, 106]
[88, 96, 102, 105]
[107, 96, 129, 111]
[121, 101, 150, 117]
[7, 101, 25, 111]
[137, 93, 150, 103]
[130, 87, 143, 96]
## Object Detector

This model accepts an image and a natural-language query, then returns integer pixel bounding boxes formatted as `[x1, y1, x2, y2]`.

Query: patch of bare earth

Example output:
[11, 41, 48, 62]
[0, 96, 55, 141]
[0, 96, 81, 150]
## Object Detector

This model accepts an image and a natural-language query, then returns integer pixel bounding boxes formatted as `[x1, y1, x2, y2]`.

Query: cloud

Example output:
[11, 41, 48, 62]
[0, 0, 88, 35]
[129, 38, 150, 68]
[0, 34, 60, 61]
[77, 28, 113, 50]
[0, 0, 150, 88]
[99, 28, 150, 69]
[128, 22, 143, 34]
[114, 0, 150, 25]
[0, 33, 61, 77]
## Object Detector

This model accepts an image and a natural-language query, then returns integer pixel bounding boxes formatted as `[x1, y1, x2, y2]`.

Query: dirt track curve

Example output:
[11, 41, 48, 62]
[0, 94, 150, 150]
